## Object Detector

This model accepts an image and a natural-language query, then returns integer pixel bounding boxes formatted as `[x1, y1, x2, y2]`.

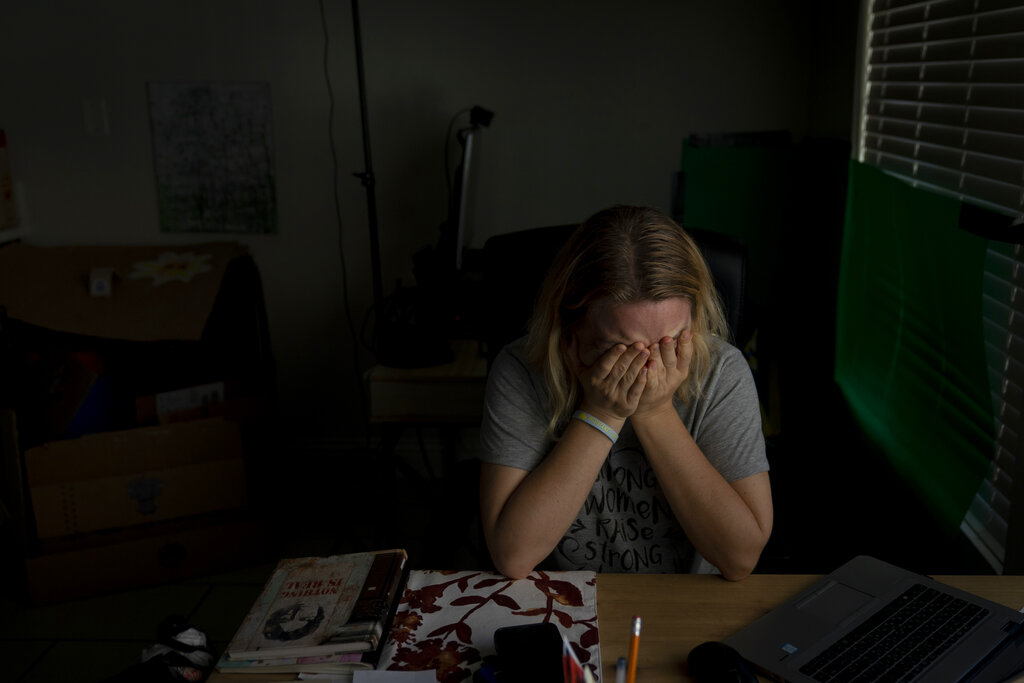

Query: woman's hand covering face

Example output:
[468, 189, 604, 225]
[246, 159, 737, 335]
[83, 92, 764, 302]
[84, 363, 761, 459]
[570, 339, 648, 423]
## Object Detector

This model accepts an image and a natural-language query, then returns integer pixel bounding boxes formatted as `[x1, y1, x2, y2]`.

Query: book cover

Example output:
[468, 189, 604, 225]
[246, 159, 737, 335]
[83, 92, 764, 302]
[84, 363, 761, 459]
[214, 651, 372, 675]
[224, 548, 407, 661]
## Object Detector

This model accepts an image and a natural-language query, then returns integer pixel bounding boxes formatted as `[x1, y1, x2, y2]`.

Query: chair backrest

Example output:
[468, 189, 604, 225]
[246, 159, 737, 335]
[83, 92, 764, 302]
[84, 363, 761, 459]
[480, 223, 747, 364]
[687, 226, 747, 343]
[480, 224, 576, 363]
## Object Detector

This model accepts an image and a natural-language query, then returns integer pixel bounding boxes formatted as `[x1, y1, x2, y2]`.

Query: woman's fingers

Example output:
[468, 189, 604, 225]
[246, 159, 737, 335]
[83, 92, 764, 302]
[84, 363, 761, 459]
[580, 342, 650, 418]
[597, 343, 628, 377]
[621, 343, 650, 387]
[677, 329, 693, 377]
[594, 343, 646, 383]
[626, 363, 648, 404]
[659, 336, 677, 370]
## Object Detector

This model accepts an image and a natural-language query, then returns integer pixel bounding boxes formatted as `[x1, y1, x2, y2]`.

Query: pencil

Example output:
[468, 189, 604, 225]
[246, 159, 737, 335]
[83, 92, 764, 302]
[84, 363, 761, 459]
[626, 615, 641, 683]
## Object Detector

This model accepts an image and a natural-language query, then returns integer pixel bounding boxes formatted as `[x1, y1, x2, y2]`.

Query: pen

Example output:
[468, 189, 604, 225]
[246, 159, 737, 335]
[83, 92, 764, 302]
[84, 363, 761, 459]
[626, 615, 641, 683]
[616, 656, 627, 683]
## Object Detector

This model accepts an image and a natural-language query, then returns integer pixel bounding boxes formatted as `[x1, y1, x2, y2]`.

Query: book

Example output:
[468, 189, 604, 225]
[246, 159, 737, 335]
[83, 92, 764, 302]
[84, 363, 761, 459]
[214, 651, 373, 675]
[222, 548, 408, 665]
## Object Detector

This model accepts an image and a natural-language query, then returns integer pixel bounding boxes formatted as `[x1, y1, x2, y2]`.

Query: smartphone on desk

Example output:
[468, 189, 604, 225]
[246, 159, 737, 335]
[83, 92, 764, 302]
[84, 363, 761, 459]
[490, 622, 563, 683]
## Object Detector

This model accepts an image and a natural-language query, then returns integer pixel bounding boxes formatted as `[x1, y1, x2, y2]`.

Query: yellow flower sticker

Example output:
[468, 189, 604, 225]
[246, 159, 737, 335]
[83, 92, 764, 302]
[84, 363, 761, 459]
[128, 251, 213, 286]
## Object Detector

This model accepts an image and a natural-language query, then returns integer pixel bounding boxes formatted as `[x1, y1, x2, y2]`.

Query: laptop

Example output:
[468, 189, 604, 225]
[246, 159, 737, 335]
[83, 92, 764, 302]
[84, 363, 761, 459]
[725, 556, 1024, 683]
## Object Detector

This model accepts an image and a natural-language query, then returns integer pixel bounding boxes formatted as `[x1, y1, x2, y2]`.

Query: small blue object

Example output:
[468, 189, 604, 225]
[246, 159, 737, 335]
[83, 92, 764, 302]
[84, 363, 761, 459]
[472, 663, 498, 683]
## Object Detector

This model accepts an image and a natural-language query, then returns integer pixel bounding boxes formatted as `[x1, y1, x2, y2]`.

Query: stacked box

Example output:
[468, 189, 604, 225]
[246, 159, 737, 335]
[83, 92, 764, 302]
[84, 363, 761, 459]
[0, 242, 273, 603]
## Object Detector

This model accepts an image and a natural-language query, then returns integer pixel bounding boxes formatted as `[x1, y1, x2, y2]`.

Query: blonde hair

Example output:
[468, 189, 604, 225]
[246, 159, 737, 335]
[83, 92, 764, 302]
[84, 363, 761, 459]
[525, 205, 728, 436]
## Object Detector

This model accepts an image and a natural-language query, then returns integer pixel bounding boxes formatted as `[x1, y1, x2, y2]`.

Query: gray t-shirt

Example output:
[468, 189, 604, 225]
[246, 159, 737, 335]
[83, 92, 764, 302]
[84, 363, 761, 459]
[479, 335, 768, 574]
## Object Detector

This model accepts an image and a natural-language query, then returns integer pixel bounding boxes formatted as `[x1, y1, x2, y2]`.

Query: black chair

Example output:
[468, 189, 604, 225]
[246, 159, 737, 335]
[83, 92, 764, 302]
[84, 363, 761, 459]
[480, 223, 748, 364]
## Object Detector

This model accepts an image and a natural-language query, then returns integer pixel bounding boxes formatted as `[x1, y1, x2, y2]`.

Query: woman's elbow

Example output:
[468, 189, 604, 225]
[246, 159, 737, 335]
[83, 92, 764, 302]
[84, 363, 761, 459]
[496, 562, 534, 580]
[717, 535, 772, 581]
[483, 521, 543, 579]
[719, 562, 756, 582]
[490, 547, 538, 580]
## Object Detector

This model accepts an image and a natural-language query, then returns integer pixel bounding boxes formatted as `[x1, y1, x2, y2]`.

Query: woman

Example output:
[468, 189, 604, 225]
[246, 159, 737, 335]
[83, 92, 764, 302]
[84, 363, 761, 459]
[478, 205, 772, 580]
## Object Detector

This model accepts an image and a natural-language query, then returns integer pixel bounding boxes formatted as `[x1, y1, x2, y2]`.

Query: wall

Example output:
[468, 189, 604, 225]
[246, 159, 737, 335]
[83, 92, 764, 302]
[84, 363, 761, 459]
[0, 0, 846, 438]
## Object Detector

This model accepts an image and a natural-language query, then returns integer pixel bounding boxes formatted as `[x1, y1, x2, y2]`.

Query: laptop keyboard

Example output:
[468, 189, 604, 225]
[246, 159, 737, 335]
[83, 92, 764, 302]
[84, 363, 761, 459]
[797, 583, 989, 683]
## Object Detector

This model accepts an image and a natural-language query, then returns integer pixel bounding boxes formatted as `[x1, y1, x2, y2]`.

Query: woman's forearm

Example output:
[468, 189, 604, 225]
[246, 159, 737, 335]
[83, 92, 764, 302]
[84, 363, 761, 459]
[630, 406, 773, 580]
[481, 420, 616, 578]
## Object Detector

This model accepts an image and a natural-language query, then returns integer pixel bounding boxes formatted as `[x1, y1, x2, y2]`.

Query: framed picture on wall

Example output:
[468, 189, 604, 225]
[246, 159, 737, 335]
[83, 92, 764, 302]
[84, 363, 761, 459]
[148, 81, 277, 234]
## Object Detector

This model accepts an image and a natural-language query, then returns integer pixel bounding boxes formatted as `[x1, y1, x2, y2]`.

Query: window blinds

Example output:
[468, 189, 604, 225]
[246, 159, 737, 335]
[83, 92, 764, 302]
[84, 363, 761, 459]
[961, 242, 1021, 573]
[859, 0, 1024, 220]
[860, 0, 1024, 572]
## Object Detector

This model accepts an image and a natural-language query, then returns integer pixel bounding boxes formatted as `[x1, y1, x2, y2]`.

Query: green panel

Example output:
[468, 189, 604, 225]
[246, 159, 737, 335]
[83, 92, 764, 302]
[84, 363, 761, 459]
[835, 161, 995, 531]
[679, 139, 793, 312]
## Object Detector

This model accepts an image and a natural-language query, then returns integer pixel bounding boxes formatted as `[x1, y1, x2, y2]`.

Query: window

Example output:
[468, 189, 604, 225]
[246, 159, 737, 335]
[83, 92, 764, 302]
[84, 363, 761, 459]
[856, 0, 1024, 573]
[858, 0, 1024, 220]
[961, 239, 1022, 573]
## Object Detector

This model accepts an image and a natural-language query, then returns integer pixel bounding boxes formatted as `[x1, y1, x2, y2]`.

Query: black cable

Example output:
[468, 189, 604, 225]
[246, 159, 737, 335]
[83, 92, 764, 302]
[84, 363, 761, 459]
[319, 0, 369, 437]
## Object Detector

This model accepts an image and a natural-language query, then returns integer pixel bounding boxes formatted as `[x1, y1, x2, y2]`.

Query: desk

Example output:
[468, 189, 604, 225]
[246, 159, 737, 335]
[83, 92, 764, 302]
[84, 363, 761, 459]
[367, 338, 486, 476]
[367, 339, 487, 425]
[365, 339, 487, 564]
[597, 573, 1024, 682]
[209, 573, 1024, 682]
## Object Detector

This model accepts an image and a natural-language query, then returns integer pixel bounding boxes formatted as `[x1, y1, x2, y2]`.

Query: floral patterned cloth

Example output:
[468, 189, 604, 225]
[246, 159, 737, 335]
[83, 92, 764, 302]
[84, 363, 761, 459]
[378, 570, 600, 683]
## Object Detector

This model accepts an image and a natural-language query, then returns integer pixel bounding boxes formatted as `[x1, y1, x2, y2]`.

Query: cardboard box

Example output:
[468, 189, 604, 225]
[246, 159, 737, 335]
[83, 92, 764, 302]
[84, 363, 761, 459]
[0, 242, 250, 342]
[0, 241, 275, 440]
[0, 244, 273, 604]
[25, 417, 247, 538]
[25, 511, 265, 604]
